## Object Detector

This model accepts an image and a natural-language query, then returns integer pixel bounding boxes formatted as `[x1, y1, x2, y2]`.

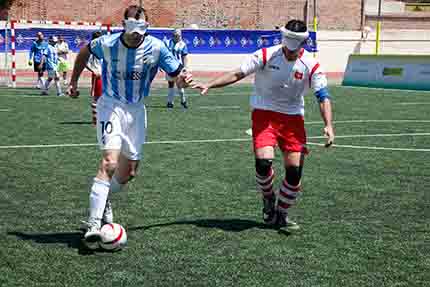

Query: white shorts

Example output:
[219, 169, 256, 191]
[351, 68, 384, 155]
[96, 96, 147, 160]
[47, 70, 60, 79]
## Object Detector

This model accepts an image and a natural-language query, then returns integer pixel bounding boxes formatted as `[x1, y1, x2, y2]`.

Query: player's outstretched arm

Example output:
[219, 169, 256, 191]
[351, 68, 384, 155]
[192, 69, 246, 95]
[319, 99, 335, 147]
[68, 46, 91, 98]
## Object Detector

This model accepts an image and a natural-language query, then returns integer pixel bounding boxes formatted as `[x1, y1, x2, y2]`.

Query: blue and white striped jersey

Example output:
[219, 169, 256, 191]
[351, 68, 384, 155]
[164, 39, 188, 65]
[89, 33, 181, 104]
[44, 45, 59, 71]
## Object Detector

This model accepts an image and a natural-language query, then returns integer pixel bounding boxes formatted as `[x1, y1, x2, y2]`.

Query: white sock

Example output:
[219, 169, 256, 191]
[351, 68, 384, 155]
[110, 175, 125, 193]
[178, 88, 186, 103]
[55, 80, 62, 95]
[44, 79, 52, 91]
[167, 87, 175, 104]
[88, 178, 110, 227]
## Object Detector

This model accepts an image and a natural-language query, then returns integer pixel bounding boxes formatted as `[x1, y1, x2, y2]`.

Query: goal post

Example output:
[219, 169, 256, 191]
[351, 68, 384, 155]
[1, 19, 111, 88]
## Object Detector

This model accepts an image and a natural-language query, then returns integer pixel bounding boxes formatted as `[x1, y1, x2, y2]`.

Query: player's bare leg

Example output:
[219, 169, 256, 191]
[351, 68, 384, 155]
[167, 80, 175, 108]
[54, 75, 64, 97]
[41, 76, 52, 95]
[37, 70, 45, 89]
[176, 82, 187, 109]
[255, 146, 277, 225]
[62, 72, 68, 86]
[104, 153, 140, 224]
[276, 151, 304, 230]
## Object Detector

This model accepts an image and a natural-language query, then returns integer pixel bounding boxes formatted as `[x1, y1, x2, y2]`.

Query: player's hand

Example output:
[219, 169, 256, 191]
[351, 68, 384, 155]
[192, 82, 209, 95]
[28, 60, 33, 66]
[324, 125, 335, 148]
[176, 69, 193, 88]
[67, 81, 80, 98]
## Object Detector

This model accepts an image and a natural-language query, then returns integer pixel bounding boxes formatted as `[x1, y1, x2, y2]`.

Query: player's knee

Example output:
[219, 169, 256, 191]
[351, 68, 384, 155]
[101, 158, 118, 177]
[127, 164, 139, 181]
[285, 166, 302, 186]
[255, 158, 273, 176]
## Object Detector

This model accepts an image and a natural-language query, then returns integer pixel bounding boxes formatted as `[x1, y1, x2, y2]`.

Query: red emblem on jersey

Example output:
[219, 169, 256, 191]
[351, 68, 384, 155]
[294, 71, 304, 80]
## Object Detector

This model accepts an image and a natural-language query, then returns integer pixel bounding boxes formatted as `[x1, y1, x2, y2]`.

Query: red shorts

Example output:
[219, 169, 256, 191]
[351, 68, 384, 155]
[91, 74, 102, 101]
[252, 109, 307, 153]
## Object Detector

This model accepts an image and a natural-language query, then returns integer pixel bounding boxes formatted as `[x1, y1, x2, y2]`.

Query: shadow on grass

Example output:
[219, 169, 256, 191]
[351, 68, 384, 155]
[8, 231, 95, 255]
[59, 121, 93, 125]
[129, 218, 291, 236]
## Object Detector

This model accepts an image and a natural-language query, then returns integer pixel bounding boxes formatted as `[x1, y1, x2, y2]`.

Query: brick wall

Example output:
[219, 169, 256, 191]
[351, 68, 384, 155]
[3, 0, 364, 30]
[366, 13, 430, 30]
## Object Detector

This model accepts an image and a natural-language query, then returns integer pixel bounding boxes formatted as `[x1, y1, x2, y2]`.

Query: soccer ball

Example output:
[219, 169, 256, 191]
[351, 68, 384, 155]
[99, 223, 127, 251]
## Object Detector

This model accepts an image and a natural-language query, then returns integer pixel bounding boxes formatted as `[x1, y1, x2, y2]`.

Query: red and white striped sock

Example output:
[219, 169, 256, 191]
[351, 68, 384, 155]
[277, 179, 302, 213]
[91, 100, 97, 126]
[256, 167, 275, 199]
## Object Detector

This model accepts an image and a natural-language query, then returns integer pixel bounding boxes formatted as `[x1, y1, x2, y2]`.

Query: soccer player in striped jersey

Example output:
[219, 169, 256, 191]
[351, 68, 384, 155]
[193, 20, 334, 231]
[164, 29, 189, 109]
[28, 32, 48, 89]
[68, 5, 192, 244]
[41, 36, 64, 97]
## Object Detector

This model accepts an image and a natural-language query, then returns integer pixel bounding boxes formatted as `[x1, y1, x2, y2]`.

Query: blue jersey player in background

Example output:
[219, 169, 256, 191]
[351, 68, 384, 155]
[28, 32, 48, 89]
[68, 5, 193, 246]
[164, 29, 189, 109]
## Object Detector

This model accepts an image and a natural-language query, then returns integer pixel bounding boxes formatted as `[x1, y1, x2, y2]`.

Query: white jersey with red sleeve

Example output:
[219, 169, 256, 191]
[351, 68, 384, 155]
[240, 45, 329, 116]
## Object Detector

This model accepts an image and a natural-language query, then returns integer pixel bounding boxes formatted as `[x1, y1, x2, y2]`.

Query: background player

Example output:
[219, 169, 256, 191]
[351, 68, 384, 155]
[28, 32, 48, 89]
[85, 31, 103, 126]
[68, 5, 192, 244]
[164, 29, 189, 109]
[57, 36, 70, 86]
[193, 20, 334, 230]
[41, 36, 64, 96]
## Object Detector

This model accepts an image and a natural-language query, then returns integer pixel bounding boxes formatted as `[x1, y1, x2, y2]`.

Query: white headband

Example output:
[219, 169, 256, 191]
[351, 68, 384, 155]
[280, 27, 309, 51]
[124, 18, 149, 35]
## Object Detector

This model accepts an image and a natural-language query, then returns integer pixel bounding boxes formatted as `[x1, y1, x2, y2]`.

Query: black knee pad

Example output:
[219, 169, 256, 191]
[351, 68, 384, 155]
[255, 159, 273, 176]
[285, 166, 303, 186]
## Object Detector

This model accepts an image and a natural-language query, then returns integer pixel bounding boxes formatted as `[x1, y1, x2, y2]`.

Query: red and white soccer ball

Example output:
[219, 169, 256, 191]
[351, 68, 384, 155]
[99, 223, 127, 251]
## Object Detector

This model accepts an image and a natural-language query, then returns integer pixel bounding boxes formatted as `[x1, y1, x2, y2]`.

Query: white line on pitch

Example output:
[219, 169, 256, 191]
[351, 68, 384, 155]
[395, 102, 430, 105]
[0, 139, 248, 149]
[198, 106, 241, 110]
[308, 132, 430, 139]
[307, 142, 430, 152]
[305, 119, 430, 125]
[0, 109, 11, 112]
[0, 132, 430, 149]
[335, 85, 430, 93]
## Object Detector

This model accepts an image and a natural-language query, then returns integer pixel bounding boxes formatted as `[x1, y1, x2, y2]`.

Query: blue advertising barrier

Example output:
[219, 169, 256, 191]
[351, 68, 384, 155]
[0, 28, 317, 54]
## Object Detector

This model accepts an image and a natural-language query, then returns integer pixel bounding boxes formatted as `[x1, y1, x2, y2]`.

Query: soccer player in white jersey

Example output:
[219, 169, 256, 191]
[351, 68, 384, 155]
[68, 5, 192, 244]
[41, 36, 64, 97]
[193, 20, 334, 230]
[164, 29, 189, 109]
[56, 36, 70, 86]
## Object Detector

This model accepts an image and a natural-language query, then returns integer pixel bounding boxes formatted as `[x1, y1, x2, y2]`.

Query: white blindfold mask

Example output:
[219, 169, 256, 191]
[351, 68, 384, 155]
[124, 18, 149, 35]
[280, 27, 309, 51]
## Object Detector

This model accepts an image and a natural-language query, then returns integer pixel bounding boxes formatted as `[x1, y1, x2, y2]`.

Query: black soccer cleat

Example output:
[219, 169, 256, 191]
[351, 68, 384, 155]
[262, 196, 277, 225]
